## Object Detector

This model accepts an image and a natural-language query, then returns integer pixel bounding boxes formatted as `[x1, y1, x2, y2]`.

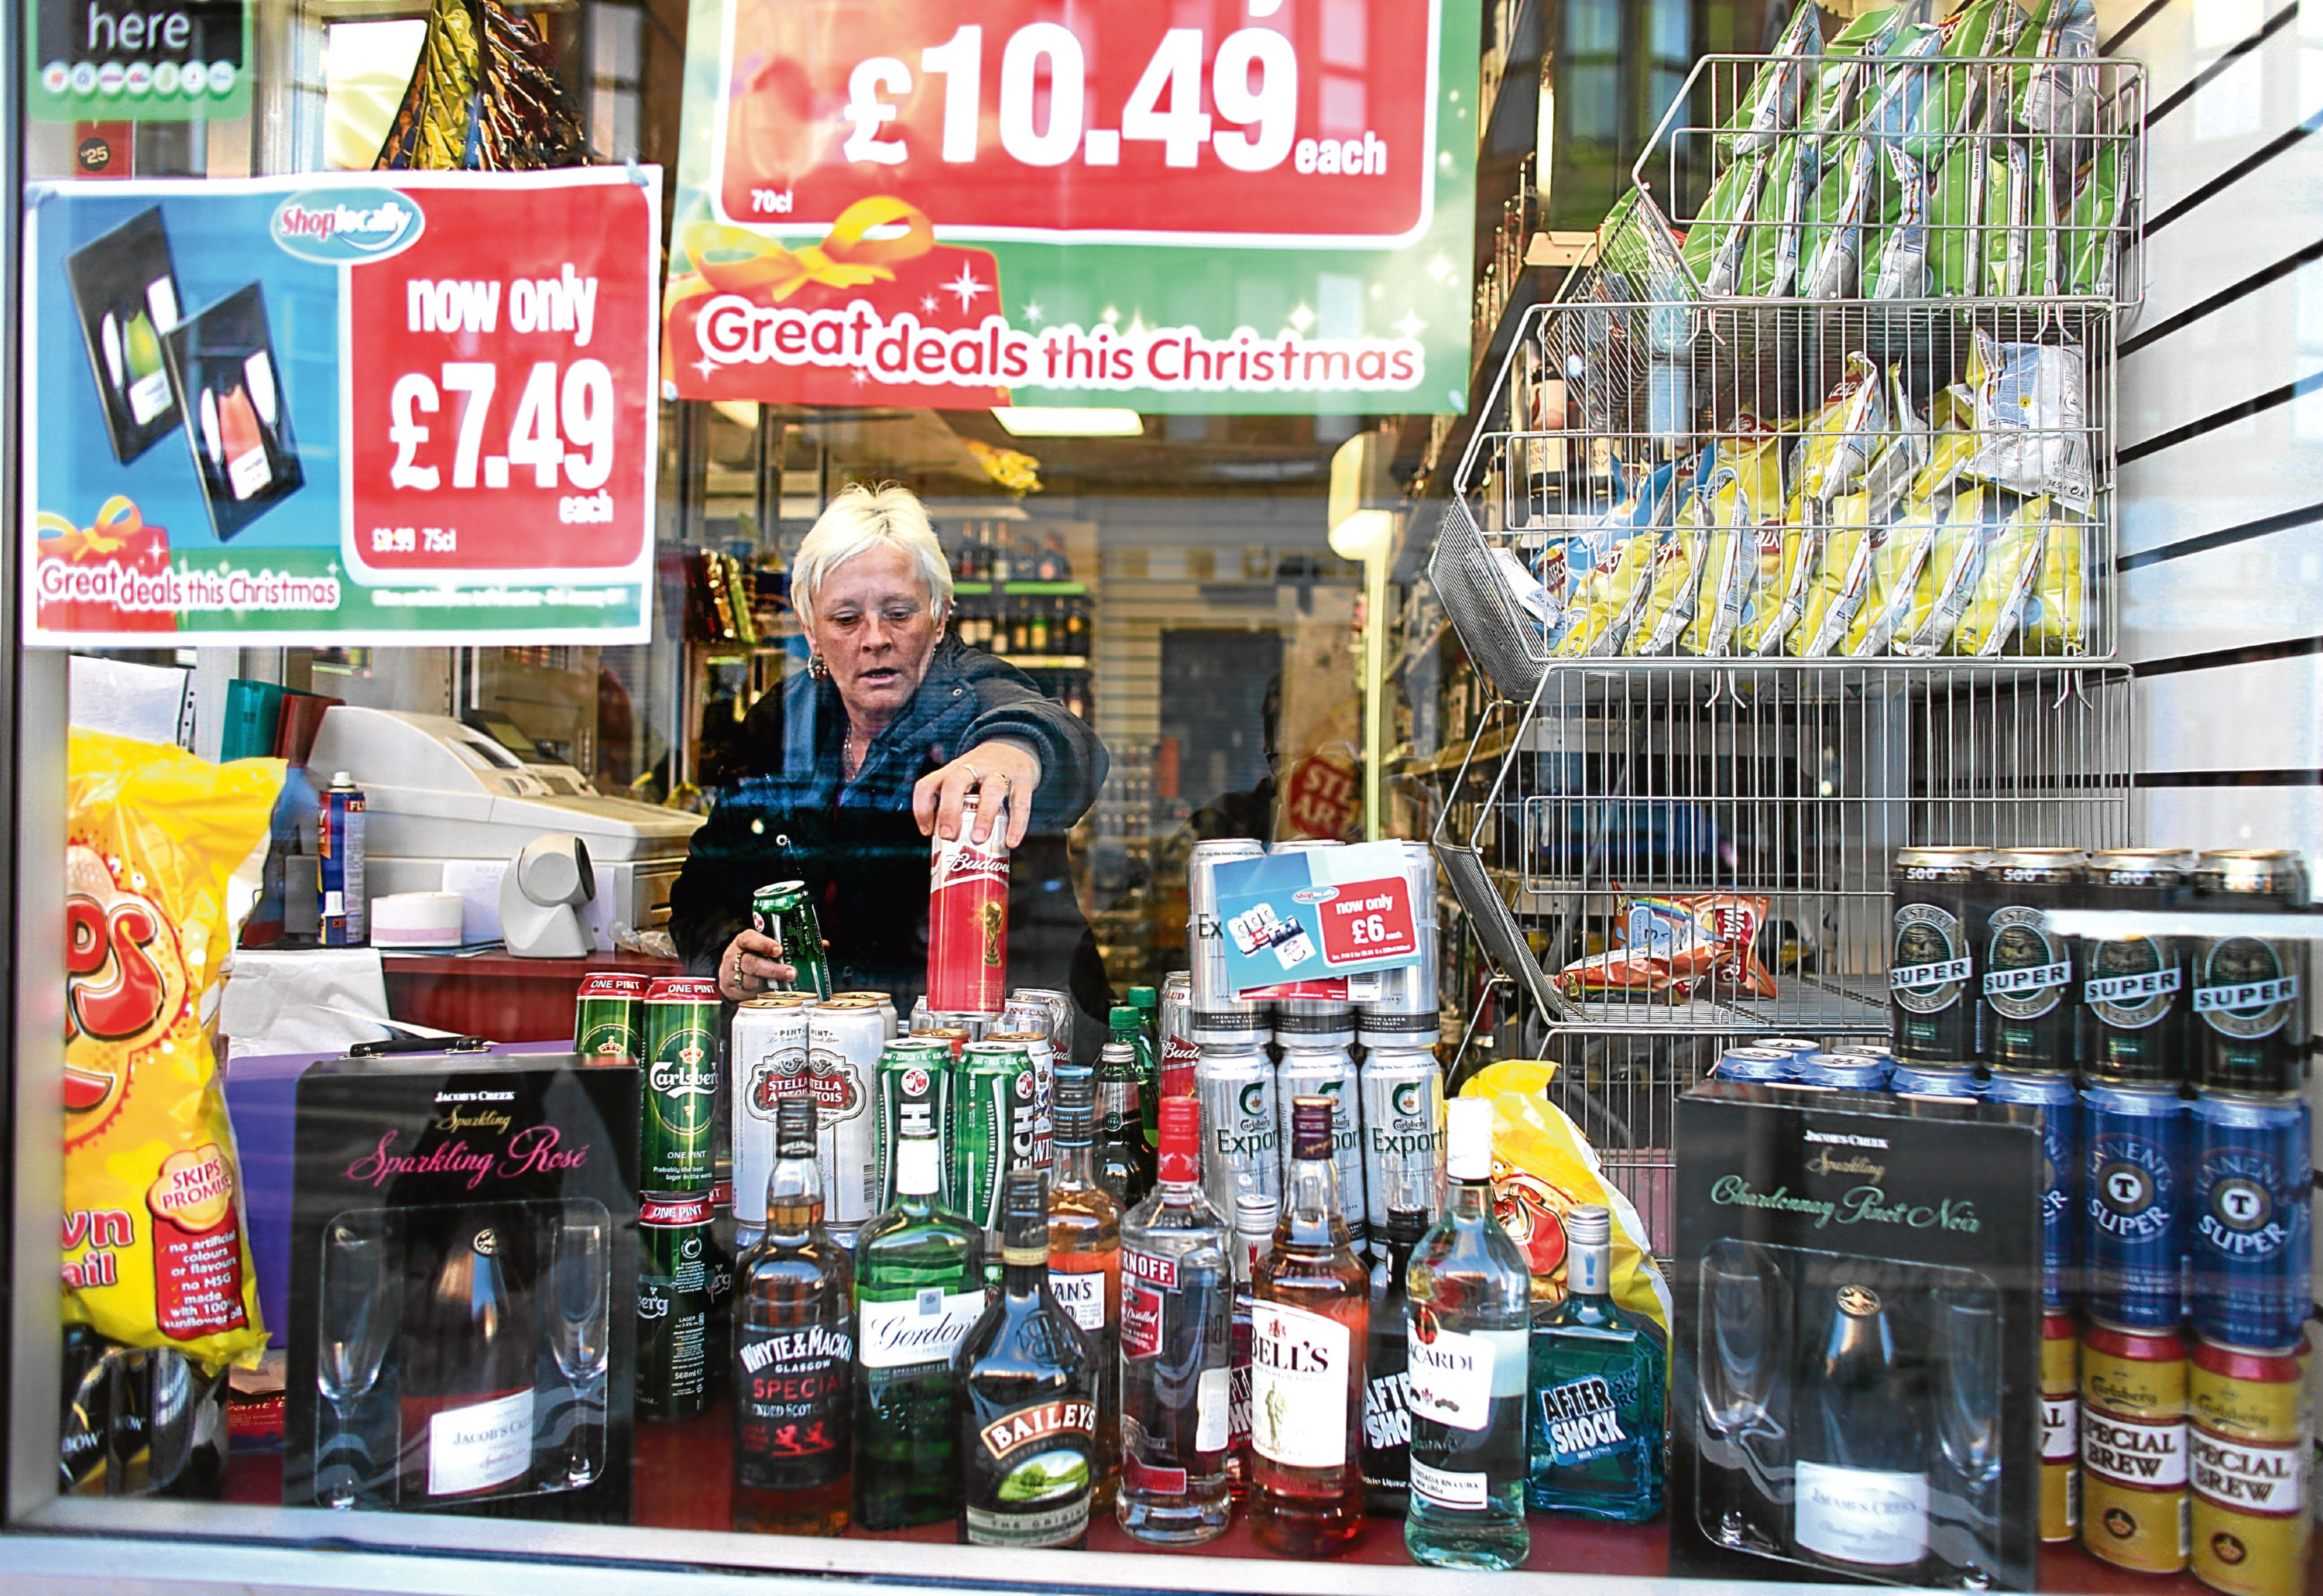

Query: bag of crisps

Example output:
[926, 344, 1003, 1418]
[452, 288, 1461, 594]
[1458, 1060, 1670, 1337]
[63, 729, 283, 1371]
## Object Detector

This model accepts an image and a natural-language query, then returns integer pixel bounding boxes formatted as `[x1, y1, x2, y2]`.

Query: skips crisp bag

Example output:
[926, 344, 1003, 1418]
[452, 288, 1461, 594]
[62, 729, 282, 1369]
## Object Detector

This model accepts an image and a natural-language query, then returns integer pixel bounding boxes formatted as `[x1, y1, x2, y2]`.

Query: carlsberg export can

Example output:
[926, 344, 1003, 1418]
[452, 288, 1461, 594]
[1195, 1040, 1280, 1216]
[1357, 1046, 1444, 1230]
[952, 1041, 1041, 1230]
[2043, 1312, 2082, 1542]
[875, 1038, 954, 1210]
[575, 970, 649, 1066]
[1978, 849, 2085, 1073]
[637, 1191, 717, 1422]
[2190, 1337, 2313, 1596]
[641, 976, 722, 1189]
[731, 996, 812, 1229]
[1276, 1039, 1365, 1245]
[2083, 1323, 2193, 1573]
[2084, 849, 2193, 1088]
[803, 999, 886, 1232]
[927, 792, 1010, 1015]
[2191, 852, 2310, 1097]
[1890, 847, 1985, 1063]
[752, 880, 832, 999]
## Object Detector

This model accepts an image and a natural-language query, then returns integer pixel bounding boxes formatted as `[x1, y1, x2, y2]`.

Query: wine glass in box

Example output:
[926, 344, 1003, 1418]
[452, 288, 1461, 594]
[550, 1206, 611, 1487]
[1698, 1241, 1786, 1550]
[1936, 1294, 2003, 1585]
[317, 1213, 400, 1508]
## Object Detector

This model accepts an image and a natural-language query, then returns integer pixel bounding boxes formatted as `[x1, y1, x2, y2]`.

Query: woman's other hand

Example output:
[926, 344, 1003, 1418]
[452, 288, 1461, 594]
[719, 928, 797, 1001]
[914, 741, 1039, 849]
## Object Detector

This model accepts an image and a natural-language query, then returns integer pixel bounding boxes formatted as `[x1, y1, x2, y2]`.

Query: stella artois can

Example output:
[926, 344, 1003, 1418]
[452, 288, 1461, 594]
[800, 999, 886, 1232]
[928, 791, 1010, 1014]
[730, 996, 813, 1229]
[640, 976, 721, 1189]
[830, 990, 900, 1038]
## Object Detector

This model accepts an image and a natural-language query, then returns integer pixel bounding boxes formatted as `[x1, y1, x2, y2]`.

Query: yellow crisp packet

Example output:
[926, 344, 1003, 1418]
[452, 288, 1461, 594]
[1741, 513, 1819, 655]
[1627, 520, 1704, 656]
[1459, 1060, 1672, 1332]
[2024, 510, 2085, 654]
[1953, 495, 2049, 655]
[1793, 494, 1875, 657]
[1899, 486, 1991, 655]
[1556, 530, 1659, 657]
[63, 729, 282, 1370]
[1847, 493, 1942, 655]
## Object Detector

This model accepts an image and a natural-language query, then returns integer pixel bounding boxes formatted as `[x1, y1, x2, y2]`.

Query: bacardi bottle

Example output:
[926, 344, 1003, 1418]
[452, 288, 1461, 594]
[733, 1097, 855, 1535]
[1249, 1096, 1370, 1557]
[398, 1210, 537, 1504]
[1361, 1206, 1428, 1515]
[1046, 1073, 1122, 1508]
[1403, 1099, 1531, 1569]
[1116, 1097, 1234, 1544]
[1525, 1203, 1666, 1522]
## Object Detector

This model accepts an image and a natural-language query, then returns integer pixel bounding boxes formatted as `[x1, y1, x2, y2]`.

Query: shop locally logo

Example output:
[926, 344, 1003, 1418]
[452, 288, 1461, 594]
[269, 187, 424, 264]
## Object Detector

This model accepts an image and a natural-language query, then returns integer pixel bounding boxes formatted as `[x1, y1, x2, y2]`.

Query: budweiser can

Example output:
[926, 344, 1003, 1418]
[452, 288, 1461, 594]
[1014, 987, 1076, 1062]
[730, 997, 812, 1230]
[1196, 1040, 1280, 1217]
[1277, 1038, 1365, 1244]
[829, 990, 900, 1038]
[1189, 838, 1270, 1029]
[1158, 972, 1201, 1102]
[1357, 1045, 1445, 1229]
[928, 792, 1010, 1014]
[804, 998, 887, 1232]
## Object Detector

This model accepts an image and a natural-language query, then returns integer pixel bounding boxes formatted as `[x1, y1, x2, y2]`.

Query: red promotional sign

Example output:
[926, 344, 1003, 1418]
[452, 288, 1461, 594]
[715, 0, 1439, 245]
[1313, 875, 1418, 967]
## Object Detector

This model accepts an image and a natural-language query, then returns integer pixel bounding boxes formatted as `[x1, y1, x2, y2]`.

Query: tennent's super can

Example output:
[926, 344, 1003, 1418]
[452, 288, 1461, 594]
[1890, 846, 1985, 1064]
[2082, 1323, 2191, 1574]
[1357, 1046, 1444, 1230]
[730, 996, 812, 1229]
[875, 1038, 955, 1210]
[2043, 1312, 2082, 1543]
[2085, 1083, 2187, 1331]
[1277, 1039, 1364, 1245]
[927, 794, 1010, 1015]
[1988, 1068, 2082, 1312]
[1978, 849, 2086, 1073]
[2191, 852, 2310, 1096]
[1195, 1040, 1280, 1217]
[575, 970, 649, 1066]
[1716, 1046, 1799, 1083]
[641, 976, 722, 1189]
[2190, 1337, 2312, 1596]
[952, 1040, 1041, 1229]
[2189, 1090, 2313, 1353]
[1887, 1063, 1984, 1099]
[752, 880, 832, 999]
[1796, 1052, 1888, 1091]
[2084, 849, 2193, 1088]
[803, 998, 886, 1232]
[637, 1191, 717, 1422]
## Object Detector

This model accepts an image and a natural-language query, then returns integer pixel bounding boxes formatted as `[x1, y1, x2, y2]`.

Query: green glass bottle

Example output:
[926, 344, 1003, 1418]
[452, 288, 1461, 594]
[851, 1126, 987, 1530]
[1093, 1041, 1153, 1206]
[1524, 1203, 1666, 1522]
[1111, 1002, 1161, 1160]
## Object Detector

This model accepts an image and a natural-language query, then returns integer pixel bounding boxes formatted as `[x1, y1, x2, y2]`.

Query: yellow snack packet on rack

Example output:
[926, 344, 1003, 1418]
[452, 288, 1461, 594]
[2023, 509, 2086, 654]
[1899, 486, 1992, 655]
[1556, 527, 1660, 657]
[1846, 492, 1942, 655]
[1793, 493, 1875, 657]
[1626, 520, 1703, 656]
[63, 729, 282, 1371]
[1954, 495, 2050, 656]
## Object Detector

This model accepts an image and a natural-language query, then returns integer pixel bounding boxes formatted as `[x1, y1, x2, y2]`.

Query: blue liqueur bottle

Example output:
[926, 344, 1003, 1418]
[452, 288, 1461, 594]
[1524, 1203, 1665, 1521]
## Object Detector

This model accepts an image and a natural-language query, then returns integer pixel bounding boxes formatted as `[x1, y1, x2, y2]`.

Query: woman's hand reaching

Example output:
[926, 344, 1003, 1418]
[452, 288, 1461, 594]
[914, 740, 1040, 849]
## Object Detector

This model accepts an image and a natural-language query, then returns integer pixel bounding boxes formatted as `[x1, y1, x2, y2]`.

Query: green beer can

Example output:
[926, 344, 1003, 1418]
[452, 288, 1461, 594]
[641, 975, 721, 1189]
[875, 1038, 956, 1210]
[637, 1190, 715, 1421]
[575, 970, 650, 1066]
[952, 1042, 1041, 1230]
[752, 880, 832, 1000]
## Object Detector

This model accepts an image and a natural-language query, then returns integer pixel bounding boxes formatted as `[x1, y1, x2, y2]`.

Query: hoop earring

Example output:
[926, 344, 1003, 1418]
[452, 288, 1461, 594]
[807, 654, 830, 680]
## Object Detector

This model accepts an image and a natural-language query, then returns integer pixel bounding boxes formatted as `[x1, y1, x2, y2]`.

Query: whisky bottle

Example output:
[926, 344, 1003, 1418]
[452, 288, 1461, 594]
[1525, 1203, 1665, 1522]
[733, 1097, 856, 1536]
[1249, 1096, 1370, 1557]
[1094, 1042, 1151, 1208]
[853, 1123, 986, 1530]
[1403, 1099, 1531, 1570]
[1360, 1206, 1428, 1515]
[398, 1210, 538, 1504]
[958, 1169, 1099, 1548]
[1116, 1097, 1234, 1544]
[1046, 1073, 1122, 1508]
[1793, 1275, 1930, 1574]
[1227, 1192, 1278, 1502]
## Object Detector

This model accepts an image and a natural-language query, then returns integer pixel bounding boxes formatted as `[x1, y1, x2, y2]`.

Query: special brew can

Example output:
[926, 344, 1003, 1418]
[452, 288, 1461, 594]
[2082, 1322, 2192, 1573]
[875, 1038, 955, 1210]
[637, 1191, 717, 1422]
[574, 970, 649, 1066]
[2085, 849, 2193, 1089]
[1188, 838, 1271, 1031]
[1978, 849, 2086, 1074]
[2189, 1090, 2314, 1354]
[927, 793, 1011, 1015]
[2043, 1311, 2083, 1543]
[1357, 1046, 1444, 1230]
[2190, 1337, 2312, 1596]
[2085, 1083, 2188, 1331]
[2191, 852, 2310, 1096]
[952, 1041, 1041, 1230]
[730, 996, 812, 1229]
[640, 976, 722, 1189]
[1988, 1068, 2082, 1312]
[752, 880, 832, 999]
[803, 999, 887, 1232]
[1277, 1040, 1365, 1245]
[1890, 846, 1985, 1064]
[1886, 1062, 1984, 1099]
[1796, 1052, 1888, 1091]
[1716, 1045, 1799, 1083]
[1195, 1040, 1281, 1217]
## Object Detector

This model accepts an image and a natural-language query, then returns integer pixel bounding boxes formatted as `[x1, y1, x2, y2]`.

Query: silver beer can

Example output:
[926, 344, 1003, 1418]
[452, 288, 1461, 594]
[1189, 838, 1271, 1025]
[1159, 972, 1201, 1101]
[829, 990, 900, 1038]
[1358, 1045, 1446, 1230]
[918, 1009, 990, 1043]
[804, 999, 887, 1232]
[1195, 1039, 1282, 1217]
[1012, 987, 1076, 1062]
[1275, 1003, 1357, 1049]
[730, 997, 812, 1230]
[1277, 1038, 1367, 1245]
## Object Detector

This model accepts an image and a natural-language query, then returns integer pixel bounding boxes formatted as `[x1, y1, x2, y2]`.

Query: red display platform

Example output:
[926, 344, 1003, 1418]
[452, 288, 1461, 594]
[381, 948, 678, 1042]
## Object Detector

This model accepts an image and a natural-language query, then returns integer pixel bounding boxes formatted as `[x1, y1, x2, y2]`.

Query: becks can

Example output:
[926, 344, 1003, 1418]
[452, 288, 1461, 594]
[1890, 846, 1985, 1064]
[2085, 849, 2193, 1089]
[1716, 1045, 1798, 1083]
[1988, 1068, 2082, 1312]
[952, 1041, 1041, 1230]
[803, 999, 887, 1231]
[1189, 838, 1271, 1028]
[2083, 1322, 2192, 1574]
[752, 880, 832, 999]
[2191, 852, 2310, 1096]
[319, 771, 368, 946]
[1886, 1063, 1984, 1099]
[2085, 1083, 2187, 1331]
[1978, 849, 2086, 1074]
[875, 1038, 955, 1210]
[641, 976, 722, 1189]
[1796, 1052, 1887, 1091]
[1357, 1046, 1444, 1230]
[1196, 1041, 1281, 1217]
[637, 1191, 717, 1422]
[927, 793, 1010, 1015]
[730, 997, 812, 1228]
[2189, 1091, 2314, 1354]
[2043, 1311, 2082, 1543]
[1277, 1042, 1365, 1245]
[2191, 1337, 2312, 1596]
[575, 970, 650, 1066]
[983, 1028, 1055, 1172]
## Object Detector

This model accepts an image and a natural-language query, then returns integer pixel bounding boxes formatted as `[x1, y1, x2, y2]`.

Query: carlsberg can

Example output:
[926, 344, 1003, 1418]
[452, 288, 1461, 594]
[1357, 1046, 1444, 1230]
[2082, 1323, 2192, 1574]
[1195, 1040, 1280, 1216]
[2190, 1337, 2312, 1596]
[575, 970, 650, 1066]
[641, 976, 721, 1189]
[637, 1191, 717, 1421]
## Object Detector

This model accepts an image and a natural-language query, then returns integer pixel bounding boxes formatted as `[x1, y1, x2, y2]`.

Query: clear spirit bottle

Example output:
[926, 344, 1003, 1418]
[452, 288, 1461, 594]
[1116, 1098, 1234, 1544]
[1403, 1099, 1531, 1569]
[1227, 1192, 1277, 1502]
[1524, 1203, 1666, 1522]
[1046, 1072, 1123, 1508]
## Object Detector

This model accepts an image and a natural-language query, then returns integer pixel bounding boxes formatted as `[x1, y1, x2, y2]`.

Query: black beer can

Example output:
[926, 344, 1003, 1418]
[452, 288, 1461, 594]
[2081, 848, 2192, 1089]
[1890, 847, 1985, 1064]
[1978, 849, 2087, 1074]
[2190, 850, 2310, 1095]
[637, 1191, 715, 1422]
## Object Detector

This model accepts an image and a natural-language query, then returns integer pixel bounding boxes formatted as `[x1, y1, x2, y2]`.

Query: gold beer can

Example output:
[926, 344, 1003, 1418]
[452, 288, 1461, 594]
[2191, 1337, 2312, 1596]
[2084, 1322, 2192, 1574]
[2042, 1311, 2081, 1543]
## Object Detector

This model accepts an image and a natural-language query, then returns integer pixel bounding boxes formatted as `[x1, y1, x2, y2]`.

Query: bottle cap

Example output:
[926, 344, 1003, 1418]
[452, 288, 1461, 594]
[1127, 984, 1158, 1013]
[1098, 1041, 1136, 1068]
[1156, 1097, 1200, 1183]
[1289, 1095, 1334, 1162]
[1564, 1203, 1611, 1248]
[774, 1095, 817, 1155]
[1235, 1193, 1280, 1234]
[1385, 1207, 1429, 1239]
[1000, 1166, 1049, 1261]
[331, 771, 353, 788]
[1109, 1004, 1143, 1031]
[1445, 1097, 1492, 1180]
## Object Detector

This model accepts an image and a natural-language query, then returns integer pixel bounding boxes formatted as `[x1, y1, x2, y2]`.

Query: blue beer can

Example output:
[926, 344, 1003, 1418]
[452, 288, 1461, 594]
[2083, 1083, 2187, 1330]
[1797, 1052, 1889, 1091]
[2188, 1090, 2313, 1351]
[1985, 1068, 2081, 1311]
[1758, 1037, 1821, 1065]
[1887, 1063, 1983, 1099]
[1717, 1046, 1799, 1083]
[1834, 1042, 1896, 1069]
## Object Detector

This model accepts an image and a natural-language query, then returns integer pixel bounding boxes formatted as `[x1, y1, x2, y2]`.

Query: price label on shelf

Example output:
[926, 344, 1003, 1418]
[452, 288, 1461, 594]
[713, 0, 1439, 245]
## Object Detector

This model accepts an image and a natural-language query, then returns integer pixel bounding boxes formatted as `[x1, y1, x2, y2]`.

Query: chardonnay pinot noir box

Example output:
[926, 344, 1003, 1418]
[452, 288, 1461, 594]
[282, 1049, 638, 1522]
[1671, 1081, 2042, 1590]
